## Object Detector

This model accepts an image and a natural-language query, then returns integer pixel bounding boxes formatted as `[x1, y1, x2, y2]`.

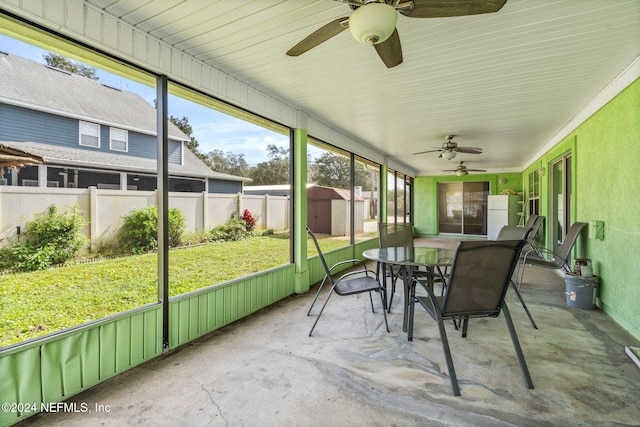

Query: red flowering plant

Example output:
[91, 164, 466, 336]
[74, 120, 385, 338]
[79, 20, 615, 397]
[240, 209, 256, 232]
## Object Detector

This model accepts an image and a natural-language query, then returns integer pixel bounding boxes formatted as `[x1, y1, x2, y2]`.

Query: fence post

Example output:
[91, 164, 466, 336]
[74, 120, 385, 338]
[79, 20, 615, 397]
[264, 194, 269, 230]
[89, 186, 98, 252]
[202, 191, 209, 231]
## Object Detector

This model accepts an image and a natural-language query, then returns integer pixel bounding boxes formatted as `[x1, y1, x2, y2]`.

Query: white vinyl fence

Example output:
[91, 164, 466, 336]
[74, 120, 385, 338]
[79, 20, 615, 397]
[0, 186, 289, 250]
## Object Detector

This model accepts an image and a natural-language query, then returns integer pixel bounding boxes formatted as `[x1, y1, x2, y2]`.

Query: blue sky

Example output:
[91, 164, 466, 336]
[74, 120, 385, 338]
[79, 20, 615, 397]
[0, 34, 295, 166]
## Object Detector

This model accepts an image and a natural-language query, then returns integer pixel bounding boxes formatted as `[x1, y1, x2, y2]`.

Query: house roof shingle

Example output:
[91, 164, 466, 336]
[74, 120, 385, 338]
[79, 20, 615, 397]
[0, 52, 249, 182]
[0, 53, 186, 140]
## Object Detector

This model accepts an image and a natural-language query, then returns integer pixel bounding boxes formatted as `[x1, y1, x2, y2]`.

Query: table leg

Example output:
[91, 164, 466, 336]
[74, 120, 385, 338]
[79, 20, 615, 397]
[402, 265, 414, 332]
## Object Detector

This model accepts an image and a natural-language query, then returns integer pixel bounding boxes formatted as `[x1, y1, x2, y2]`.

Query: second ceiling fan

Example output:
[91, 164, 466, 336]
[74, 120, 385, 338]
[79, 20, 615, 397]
[286, 0, 507, 68]
[444, 161, 486, 177]
[414, 135, 483, 160]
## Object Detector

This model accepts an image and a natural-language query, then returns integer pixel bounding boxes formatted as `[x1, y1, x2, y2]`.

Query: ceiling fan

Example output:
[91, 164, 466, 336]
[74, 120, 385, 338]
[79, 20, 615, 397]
[413, 135, 483, 160]
[443, 161, 487, 177]
[286, 0, 508, 68]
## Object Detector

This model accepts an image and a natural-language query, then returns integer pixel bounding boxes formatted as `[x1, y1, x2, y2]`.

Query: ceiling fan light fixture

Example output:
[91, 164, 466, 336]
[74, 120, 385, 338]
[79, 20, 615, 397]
[349, 3, 397, 45]
[456, 169, 468, 177]
[442, 150, 457, 160]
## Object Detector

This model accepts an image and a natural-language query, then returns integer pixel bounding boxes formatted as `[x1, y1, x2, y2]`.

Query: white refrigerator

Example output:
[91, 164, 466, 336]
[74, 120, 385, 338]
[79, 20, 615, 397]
[487, 195, 521, 240]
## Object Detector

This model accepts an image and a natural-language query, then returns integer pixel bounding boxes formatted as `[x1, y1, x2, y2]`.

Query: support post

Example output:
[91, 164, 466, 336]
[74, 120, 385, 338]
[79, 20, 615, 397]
[156, 75, 170, 353]
[292, 127, 309, 294]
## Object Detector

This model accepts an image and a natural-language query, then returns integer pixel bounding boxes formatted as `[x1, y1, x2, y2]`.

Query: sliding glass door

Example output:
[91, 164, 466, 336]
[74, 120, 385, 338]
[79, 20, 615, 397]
[438, 182, 489, 235]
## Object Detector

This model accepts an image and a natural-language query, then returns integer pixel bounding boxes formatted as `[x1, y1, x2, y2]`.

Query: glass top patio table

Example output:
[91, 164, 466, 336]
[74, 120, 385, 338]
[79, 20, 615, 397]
[362, 246, 456, 333]
[362, 246, 455, 268]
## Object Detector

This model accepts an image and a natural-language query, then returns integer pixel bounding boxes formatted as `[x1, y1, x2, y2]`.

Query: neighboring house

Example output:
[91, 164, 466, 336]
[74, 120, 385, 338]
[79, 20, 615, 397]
[0, 52, 249, 192]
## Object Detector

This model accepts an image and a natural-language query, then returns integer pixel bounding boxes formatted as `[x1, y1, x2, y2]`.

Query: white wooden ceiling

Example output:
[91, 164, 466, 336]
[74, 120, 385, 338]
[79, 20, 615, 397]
[85, 0, 640, 175]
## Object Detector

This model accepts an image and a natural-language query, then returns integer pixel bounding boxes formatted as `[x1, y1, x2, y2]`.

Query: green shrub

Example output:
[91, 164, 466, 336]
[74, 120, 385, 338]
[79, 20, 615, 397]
[9, 242, 56, 271]
[18, 205, 87, 269]
[119, 206, 185, 253]
[209, 216, 250, 241]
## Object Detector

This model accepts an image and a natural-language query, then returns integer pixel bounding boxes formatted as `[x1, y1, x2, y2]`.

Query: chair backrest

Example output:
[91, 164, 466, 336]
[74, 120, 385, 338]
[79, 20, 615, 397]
[554, 222, 587, 268]
[528, 215, 545, 242]
[306, 227, 334, 284]
[378, 222, 414, 248]
[496, 225, 532, 241]
[522, 214, 539, 231]
[441, 240, 525, 318]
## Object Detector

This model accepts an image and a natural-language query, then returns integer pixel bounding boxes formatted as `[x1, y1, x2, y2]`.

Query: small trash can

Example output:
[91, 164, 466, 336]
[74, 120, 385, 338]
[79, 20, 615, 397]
[565, 273, 599, 309]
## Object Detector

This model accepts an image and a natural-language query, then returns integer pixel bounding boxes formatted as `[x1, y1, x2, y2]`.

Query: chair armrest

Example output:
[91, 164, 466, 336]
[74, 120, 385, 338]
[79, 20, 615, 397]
[522, 246, 554, 263]
[328, 259, 368, 275]
[335, 268, 378, 283]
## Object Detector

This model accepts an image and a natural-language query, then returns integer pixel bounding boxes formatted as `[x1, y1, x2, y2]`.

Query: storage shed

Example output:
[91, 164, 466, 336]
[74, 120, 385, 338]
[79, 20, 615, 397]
[307, 185, 364, 236]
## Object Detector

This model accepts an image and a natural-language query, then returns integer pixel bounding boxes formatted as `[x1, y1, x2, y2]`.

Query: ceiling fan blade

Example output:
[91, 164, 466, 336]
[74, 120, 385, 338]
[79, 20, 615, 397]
[401, 0, 507, 18]
[456, 147, 483, 154]
[467, 169, 487, 172]
[413, 149, 442, 155]
[286, 17, 349, 56]
[374, 28, 403, 68]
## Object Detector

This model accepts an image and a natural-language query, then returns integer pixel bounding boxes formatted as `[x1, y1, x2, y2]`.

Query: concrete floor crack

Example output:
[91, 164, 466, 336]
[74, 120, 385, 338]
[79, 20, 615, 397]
[200, 383, 229, 426]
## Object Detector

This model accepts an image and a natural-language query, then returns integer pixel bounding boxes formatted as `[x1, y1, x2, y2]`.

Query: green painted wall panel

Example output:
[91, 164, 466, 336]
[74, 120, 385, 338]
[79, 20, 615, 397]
[197, 293, 208, 335]
[1, 306, 162, 425]
[40, 330, 96, 401]
[100, 322, 117, 378]
[144, 310, 162, 359]
[115, 317, 132, 370]
[168, 264, 296, 349]
[81, 328, 101, 387]
[188, 297, 199, 340]
[214, 287, 225, 328]
[0, 346, 41, 426]
[129, 314, 145, 366]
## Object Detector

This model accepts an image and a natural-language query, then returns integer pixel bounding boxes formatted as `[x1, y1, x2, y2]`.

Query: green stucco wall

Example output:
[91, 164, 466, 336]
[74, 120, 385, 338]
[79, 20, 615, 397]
[570, 78, 640, 338]
[415, 78, 640, 340]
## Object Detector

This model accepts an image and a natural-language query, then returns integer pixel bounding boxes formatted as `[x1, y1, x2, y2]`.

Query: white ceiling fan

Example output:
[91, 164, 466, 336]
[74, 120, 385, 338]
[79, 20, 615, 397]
[414, 135, 483, 160]
[286, 0, 508, 68]
[443, 161, 486, 177]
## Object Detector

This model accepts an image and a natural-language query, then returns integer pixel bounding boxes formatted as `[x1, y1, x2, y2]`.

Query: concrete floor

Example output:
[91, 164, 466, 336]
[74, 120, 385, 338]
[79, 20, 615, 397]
[19, 249, 640, 427]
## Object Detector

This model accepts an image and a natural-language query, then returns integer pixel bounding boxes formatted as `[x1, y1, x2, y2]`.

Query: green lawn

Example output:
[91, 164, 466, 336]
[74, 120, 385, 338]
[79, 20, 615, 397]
[0, 235, 360, 347]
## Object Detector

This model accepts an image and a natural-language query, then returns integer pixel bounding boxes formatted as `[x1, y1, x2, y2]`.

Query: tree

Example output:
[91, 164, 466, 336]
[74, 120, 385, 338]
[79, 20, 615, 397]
[170, 115, 201, 155]
[311, 152, 371, 190]
[43, 53, 98, 80]
[248, 144, 290, 185]
[205, 149, 249, 177]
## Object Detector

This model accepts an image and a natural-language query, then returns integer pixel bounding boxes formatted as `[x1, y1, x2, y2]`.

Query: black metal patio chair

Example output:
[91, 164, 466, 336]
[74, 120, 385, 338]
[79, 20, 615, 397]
[307, 227, 389, 337]
[496, 225, 538, 329]
[516, 221, 587, 289]
[407, 239, 533, 396]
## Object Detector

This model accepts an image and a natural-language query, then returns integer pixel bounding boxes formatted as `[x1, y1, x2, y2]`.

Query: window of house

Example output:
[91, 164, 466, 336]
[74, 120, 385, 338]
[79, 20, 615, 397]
[528, 169, 540, 216]
[110, 127, 128, 151]
[79, 121, 100, 147]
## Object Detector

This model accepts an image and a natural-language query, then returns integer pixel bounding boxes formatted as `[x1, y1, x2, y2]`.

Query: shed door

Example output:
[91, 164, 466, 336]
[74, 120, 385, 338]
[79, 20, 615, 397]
[308, 200, 331, 234]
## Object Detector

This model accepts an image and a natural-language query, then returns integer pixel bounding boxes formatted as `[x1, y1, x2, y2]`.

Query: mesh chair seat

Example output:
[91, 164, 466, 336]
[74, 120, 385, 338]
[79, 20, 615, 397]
[334, 274, 382, 295]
